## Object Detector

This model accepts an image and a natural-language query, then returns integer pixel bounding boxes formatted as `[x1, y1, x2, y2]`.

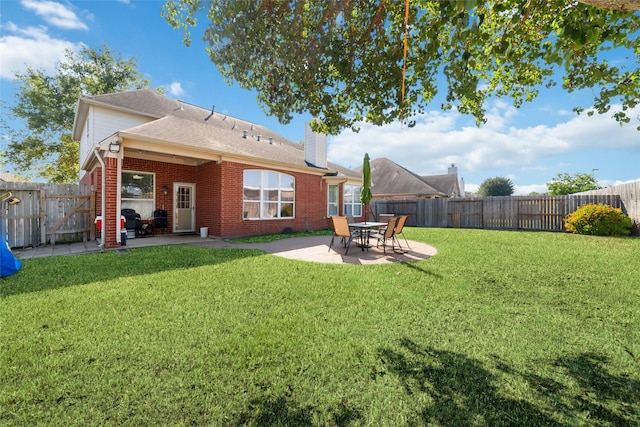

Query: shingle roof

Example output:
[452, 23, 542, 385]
[120, 115, 308, 167]
[82, 89, 358, 178]
[357, 158, 445, 197]
[421, 174, 460, 196]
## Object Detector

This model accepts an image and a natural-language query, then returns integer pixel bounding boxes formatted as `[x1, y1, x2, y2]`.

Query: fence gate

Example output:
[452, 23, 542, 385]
[1, 182, 95, 248]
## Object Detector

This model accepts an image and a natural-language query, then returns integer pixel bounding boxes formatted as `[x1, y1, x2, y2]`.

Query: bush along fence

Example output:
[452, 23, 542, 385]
[576, 180, 639, 230]
[1, 182, 96, 248]
[372, 194, 631, 233]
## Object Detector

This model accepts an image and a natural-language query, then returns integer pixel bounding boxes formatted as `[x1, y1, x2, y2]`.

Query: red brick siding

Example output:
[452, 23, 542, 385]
[215, 161, 331, 238]
[195, 161, 221, 235]
[98, 157, 338, 244]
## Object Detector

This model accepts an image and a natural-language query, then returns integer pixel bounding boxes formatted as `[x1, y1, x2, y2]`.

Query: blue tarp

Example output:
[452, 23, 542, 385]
[1, 239, 22, 277]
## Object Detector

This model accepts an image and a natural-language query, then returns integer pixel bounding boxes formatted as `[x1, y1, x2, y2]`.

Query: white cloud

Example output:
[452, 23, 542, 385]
[0, 22, 83, 79]
[167, 82, 185, 97]
[513, 183, 549, 196]
[20, 0, 88, 30]
[328, 102, 640, 177]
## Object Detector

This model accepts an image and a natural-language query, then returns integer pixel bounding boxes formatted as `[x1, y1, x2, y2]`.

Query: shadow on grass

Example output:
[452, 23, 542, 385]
[0, 246, 265, 298]
[378, 338, 639, 426]
[400, 261, 444, 278]
[232, 393, 362, 426]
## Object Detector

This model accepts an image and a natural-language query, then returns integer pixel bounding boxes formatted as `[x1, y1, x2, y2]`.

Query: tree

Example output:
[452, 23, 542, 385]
[162, 0, 640, 135]
[2, 45, 151, 183]
[478, 177, 515, 196]
[547, 172, 601, 195]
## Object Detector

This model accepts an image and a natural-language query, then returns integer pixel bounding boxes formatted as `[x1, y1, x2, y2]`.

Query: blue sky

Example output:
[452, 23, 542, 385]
[1, 0, 639, 194]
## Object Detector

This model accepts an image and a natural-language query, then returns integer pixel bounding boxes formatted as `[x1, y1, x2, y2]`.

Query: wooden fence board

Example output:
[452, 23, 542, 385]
[1, 182, 96, 248]
[372, 194, 625, 233]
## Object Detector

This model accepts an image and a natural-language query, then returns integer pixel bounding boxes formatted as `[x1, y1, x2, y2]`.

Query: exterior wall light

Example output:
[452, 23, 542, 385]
[109, 141, 121, 153]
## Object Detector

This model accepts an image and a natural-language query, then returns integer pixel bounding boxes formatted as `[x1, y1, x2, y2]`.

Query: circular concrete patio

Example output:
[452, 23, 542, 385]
[194, 235, 437, 265]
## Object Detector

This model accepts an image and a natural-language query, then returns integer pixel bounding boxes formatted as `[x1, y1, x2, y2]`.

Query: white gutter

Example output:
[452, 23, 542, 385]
[94, 146, 106, 248]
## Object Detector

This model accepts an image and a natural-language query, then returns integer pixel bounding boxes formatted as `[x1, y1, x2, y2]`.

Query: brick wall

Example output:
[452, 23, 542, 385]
[96, 157, 342, 245]
[210, 161, 332, 238]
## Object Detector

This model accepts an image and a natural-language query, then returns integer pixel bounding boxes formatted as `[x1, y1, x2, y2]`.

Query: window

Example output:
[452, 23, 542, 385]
[327, 184, 339, 217]
[343, 185, 362, 217]
[121, 171, 154, 218]
[243, 170, 295, 219]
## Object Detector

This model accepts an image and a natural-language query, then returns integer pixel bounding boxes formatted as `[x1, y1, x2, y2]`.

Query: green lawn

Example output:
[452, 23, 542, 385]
[1, 229, 638, 426]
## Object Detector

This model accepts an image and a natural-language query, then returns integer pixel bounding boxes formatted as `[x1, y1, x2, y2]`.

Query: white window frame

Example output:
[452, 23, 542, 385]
[243, 170, 295, 220]
[327, 184, 339, 217]
[343, 185, 362, 217]
[121, 170, 155, 219]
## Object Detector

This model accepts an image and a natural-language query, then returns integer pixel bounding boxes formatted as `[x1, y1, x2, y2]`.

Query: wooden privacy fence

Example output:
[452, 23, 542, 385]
[1, 182, 96, 248]
[372, 194, 624, 231]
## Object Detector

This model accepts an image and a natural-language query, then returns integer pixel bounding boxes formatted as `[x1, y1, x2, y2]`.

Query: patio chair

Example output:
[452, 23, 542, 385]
[328, 216, 354, 255]
[393, 215, 411, 251]
[346, 214, 360, 239]
[372, 216, 398, 254]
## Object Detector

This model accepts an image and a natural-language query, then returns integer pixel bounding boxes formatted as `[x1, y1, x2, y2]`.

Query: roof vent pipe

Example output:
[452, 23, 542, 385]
[242, 130, 248, 139]
[257, 135, 261, 142]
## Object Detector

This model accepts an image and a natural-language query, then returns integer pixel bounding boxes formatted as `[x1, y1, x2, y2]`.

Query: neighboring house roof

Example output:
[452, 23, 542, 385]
[357, 158, 446, 197]
[421, 174, 461, 197]
[75, 89, 359, 179]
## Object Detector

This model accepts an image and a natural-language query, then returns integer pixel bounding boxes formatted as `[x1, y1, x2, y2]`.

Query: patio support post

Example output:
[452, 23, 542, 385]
[94, 147, 106, 248]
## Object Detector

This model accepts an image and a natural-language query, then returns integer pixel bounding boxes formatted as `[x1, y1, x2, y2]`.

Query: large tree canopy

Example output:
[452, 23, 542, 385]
[163, 0, 639, 135]
[477, 176, 515, 196]
[2, 45, 151, 183]
[547, 172, 601, 195]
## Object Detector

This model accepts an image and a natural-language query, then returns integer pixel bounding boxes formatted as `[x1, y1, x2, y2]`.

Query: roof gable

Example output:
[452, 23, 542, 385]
[362, 158, 445, 196]
[421, 174, 460, 196]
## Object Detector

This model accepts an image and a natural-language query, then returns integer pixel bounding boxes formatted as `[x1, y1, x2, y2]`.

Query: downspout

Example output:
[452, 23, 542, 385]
[116, 146, 123, 244]
[94, 146, 106, 248]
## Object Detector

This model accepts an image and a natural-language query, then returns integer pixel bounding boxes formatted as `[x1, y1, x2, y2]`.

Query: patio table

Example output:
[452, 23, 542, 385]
[348, 221, 387, 251]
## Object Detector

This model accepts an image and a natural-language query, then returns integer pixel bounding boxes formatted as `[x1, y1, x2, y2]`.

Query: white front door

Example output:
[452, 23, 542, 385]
[174, 183, 195, 233]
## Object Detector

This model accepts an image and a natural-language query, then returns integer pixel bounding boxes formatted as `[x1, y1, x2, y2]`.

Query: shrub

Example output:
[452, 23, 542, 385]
[564, 203, 632, 236]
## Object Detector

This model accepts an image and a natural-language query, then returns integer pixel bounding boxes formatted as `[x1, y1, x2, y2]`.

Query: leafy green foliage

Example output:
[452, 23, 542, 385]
[477, 176, 515, 196]
[162, 1, 640, 134]
[564, 203, 632, 235]
[2, 45, 151, 183]
[547, 172, 601, 195]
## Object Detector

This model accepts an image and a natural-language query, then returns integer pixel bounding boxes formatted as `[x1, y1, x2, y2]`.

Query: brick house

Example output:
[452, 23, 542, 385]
[74, 89, 361, 248]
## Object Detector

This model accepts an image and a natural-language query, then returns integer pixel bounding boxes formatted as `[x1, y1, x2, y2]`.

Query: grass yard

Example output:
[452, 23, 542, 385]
[1, 228, 639, 426]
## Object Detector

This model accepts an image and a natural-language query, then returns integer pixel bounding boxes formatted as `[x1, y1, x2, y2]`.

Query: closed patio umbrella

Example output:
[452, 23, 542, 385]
[360, 153, 372, 223]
